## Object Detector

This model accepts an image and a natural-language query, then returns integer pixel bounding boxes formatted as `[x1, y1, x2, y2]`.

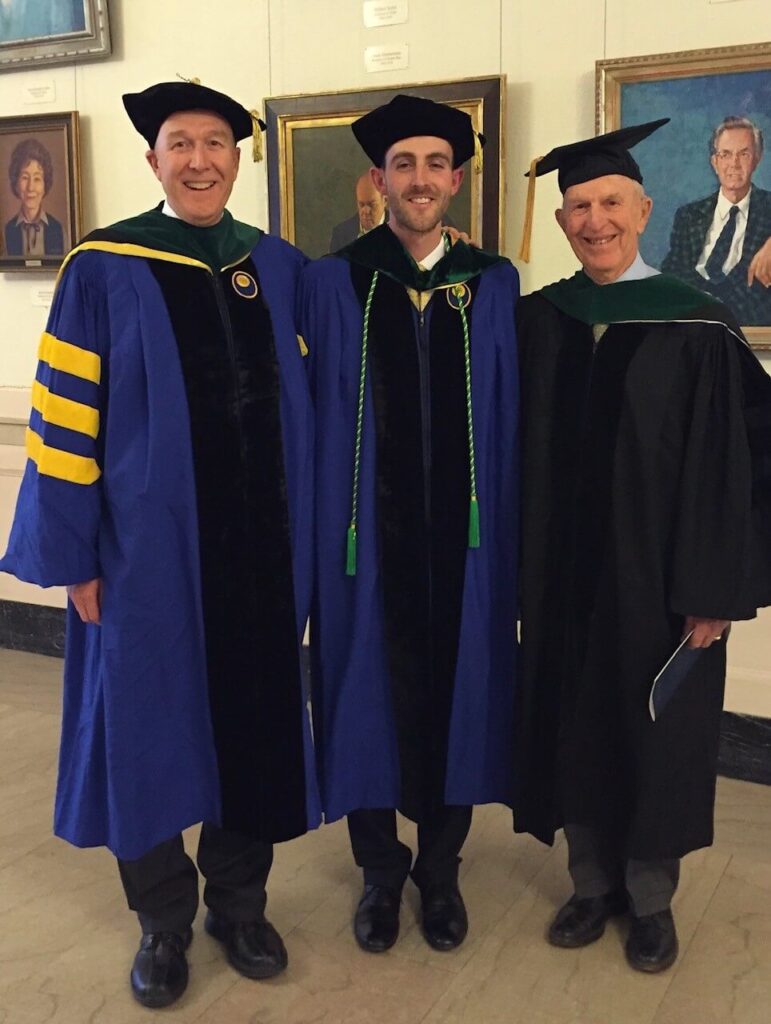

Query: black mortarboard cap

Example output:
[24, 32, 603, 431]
[352, 93, 484, 169]
[122, 79, 265, 153]
[518, 118, 669, 262]
[529, 118, 670, 193]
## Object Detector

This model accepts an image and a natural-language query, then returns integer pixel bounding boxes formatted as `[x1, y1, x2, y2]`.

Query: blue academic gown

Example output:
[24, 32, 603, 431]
[299, 238, 520, 823]
[1, 229, 321, 860]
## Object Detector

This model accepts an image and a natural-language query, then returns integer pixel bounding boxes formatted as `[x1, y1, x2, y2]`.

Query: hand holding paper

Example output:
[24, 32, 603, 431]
[649, 631, 702, 722]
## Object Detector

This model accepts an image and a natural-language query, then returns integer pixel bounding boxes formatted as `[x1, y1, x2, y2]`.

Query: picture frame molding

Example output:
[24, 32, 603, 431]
[596, 41, 771, 133]
[0, 110, 82, 273]
[596, 40, 771, 350]
[264, 74, 506, 257]
[0, 0, 112, 73]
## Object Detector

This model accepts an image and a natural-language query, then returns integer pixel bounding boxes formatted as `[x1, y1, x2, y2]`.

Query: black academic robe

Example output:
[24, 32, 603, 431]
[514, 285, 771, 860]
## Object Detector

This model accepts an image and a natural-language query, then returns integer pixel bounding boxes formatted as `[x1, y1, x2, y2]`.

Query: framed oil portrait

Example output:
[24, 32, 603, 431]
[264, 76, 505, 260]
[0, 0, 111, 72]
[0, 111, 81, 272]
[597, 41, 771, 350]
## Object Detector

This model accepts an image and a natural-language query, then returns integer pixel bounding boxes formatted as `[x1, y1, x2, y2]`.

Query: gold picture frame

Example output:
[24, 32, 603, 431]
[597, 42, 771, 349]
[0, 111, 82, 272]
[264, 76, 505, 260]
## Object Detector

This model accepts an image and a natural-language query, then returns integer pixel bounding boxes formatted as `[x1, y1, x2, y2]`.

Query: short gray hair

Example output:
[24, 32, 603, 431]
[631, 180, 647, 202]
[710, 116, 764, 159]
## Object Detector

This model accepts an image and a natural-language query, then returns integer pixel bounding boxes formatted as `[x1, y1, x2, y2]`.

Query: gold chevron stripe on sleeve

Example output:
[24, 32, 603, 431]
[26, 427, 101, 485]
[38, 332, 102, 385]
[31, 380, 99, 439]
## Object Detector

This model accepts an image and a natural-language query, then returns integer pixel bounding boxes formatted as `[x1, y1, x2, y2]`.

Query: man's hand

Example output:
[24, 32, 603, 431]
[747, 237, 771, 288]
[443, 225, 473, 246]
[67, 578, 102, 625]
[684, 615, 730, 649]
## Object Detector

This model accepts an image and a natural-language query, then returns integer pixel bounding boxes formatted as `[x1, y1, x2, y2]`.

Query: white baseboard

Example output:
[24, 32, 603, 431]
[0, 387, 31, 422]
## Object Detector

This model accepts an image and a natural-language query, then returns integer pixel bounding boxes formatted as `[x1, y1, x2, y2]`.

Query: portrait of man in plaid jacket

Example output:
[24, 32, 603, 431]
[662, 115, 771, 326]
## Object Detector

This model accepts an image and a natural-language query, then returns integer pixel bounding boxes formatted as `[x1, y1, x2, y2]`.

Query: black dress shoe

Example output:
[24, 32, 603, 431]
[204, 910, 287, 979]
[626, 909, 678, 972]
[130, 928, 192, 1009]
[548, 892, 627, 948]
[420, 883, 468, 951]
[353, 885, 401, 952]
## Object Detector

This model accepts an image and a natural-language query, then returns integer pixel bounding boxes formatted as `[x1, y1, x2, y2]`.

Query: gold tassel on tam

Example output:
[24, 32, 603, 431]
[517, 155, 542, 264]
[249, 110, 265, 163]
[473, 131, 484, 175]
[175, 73, 201, 85]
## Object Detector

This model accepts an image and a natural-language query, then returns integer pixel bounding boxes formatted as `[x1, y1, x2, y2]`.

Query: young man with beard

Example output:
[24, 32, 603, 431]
[1, 80, 319, 1008]
[299, 94, 520, 954]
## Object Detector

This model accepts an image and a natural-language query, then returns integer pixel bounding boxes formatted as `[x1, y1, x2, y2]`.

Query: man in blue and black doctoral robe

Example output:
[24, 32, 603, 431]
[299, 95, 520, 955]
[515, 120, 771, 974]
[0, 81, 320, 1009]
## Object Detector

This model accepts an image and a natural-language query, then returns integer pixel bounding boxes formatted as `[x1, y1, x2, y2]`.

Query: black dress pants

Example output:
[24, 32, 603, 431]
[117, 823, 273, 934]
[347, 806, 473, 892]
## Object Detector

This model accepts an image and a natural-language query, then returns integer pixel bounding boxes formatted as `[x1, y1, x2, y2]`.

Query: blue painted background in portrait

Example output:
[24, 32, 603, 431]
[0, 1, 86, 46]
[621, 70, 771, 267]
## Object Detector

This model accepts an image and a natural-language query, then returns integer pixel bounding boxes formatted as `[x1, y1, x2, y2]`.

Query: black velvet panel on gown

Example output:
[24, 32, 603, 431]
[351, 264, 474, 819]
[149, 258, 307, 842]
[557, 329, 646, 831]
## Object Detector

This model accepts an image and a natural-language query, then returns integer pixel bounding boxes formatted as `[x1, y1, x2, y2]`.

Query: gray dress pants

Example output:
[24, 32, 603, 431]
[565, 823, 680, 917]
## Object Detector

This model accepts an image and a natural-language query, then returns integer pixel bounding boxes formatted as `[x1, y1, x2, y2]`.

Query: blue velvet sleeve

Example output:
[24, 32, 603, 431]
[0, 254, 107, 587]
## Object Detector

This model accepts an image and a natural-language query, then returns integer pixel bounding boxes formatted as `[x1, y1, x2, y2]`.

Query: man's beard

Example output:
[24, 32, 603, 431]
[389, 188, 450, 235]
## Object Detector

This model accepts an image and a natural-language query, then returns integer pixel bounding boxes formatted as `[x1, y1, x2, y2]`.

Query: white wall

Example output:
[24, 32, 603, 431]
[0, 0, 769, 713]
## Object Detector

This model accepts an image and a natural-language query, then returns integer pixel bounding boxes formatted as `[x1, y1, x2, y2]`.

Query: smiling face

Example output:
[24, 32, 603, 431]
[710, 127, 760, 204]
[16, 159, 46, 222]
[146, 110, 241, 227]
[371, 135, 463, 258]
[556, 174, 653, 284]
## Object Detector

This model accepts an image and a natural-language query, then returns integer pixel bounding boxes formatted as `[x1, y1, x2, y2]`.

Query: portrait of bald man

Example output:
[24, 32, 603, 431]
[328, 170, 387, 252]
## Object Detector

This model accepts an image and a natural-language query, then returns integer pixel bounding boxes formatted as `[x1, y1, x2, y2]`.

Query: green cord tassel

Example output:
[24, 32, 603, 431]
[346, 524, 357, 576]
[468, 496, 480, 548]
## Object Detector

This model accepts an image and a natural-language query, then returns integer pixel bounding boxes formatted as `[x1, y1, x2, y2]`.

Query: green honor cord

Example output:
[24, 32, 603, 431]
[459, 300, 480, 549]
[346, 270, 379, 576]
[346, 268, 480, 577]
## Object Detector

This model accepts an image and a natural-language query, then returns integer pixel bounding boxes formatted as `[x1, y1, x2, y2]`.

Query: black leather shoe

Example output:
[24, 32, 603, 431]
[130, 928, 192, 1008]
[353, 885, 401, 952]
[548, 892, 628, 948]
[626, 909, 678, 972]
[204, 910, 287, 979]
[420, 883, 468, 951]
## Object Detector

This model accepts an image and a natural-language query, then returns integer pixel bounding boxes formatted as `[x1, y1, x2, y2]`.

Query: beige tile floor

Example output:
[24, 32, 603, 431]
[1, 648, 769, 1024]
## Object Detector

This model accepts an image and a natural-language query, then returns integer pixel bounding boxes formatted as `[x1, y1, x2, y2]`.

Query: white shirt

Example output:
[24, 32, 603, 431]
[615, 251, 661, 282]
[416, 234, 448, 271]
[592, 253, 659, 343]
[695, 188, 751, 280]
[161, 200, 225, 226]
